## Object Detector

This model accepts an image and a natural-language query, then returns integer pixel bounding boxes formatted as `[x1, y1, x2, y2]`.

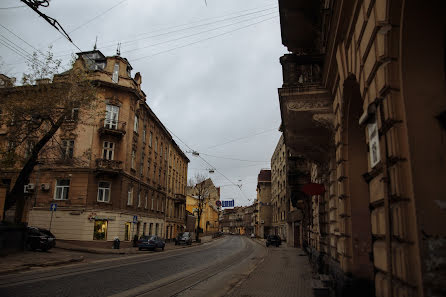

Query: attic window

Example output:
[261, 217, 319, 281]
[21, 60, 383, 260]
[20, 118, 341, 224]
[112, 63, 119, 83]
[127, 66, 131, 78]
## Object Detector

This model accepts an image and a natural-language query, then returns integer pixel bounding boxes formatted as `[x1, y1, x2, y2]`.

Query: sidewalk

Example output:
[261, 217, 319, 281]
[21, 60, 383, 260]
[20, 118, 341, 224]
[227, 241, 315, 297]
[0, 249, 85, 275]
[56, 235, 214, 254]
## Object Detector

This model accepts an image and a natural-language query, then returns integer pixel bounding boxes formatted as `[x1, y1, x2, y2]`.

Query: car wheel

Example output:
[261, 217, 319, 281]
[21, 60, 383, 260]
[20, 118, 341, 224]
[266, 243, 269, 247]
[138, 247, 142, 251]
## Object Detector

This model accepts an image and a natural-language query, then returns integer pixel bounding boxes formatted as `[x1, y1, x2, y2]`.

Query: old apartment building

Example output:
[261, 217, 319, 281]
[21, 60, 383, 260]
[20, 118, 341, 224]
[277, 1, 445, 297]
[271, 135, 288, 241]
[0, 50, 189, 243]
[256, 169, 272, 239]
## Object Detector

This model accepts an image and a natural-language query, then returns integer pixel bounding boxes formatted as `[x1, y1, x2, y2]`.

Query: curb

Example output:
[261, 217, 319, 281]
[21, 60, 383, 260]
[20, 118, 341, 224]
[0, 256, 84, 275]
[55, 238, 218, 255]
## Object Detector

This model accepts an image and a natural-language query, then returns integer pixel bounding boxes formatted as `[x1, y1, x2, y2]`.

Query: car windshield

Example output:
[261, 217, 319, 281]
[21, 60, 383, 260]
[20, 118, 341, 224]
[139, 236, 150, 240]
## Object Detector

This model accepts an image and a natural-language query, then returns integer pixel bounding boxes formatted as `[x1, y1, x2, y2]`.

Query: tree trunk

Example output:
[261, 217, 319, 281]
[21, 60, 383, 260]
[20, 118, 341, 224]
[4, 116, 65, 223]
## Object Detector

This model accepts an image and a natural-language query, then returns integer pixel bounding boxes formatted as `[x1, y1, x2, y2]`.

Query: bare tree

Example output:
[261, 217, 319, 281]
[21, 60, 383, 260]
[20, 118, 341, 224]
[0, 50, 97, 223]
[188, 173, 212, 242]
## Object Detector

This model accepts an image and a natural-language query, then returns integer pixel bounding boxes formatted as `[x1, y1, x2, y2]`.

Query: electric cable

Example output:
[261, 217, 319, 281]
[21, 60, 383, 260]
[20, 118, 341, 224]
[131, 15, 278, 62]
[205, 127, 278, 150]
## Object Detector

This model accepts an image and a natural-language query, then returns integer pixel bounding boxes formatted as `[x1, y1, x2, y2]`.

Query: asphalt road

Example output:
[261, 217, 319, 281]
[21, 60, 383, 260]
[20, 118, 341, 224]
[0, 236, 263, 297]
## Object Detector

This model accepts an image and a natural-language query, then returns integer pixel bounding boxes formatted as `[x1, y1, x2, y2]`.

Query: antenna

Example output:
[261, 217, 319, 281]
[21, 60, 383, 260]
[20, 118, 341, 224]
[93, 36, 98, 50]
[116, 42, 121, 56]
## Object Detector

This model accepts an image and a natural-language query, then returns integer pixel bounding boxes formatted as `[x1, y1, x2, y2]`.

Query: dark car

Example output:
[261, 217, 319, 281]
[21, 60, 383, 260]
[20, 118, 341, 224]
[26, 227, 56, 251]
[137, 235, 165, 251]
[174, 232, 184, 245]
[266, 235, 281, 247]
[175, 232, 192, 245]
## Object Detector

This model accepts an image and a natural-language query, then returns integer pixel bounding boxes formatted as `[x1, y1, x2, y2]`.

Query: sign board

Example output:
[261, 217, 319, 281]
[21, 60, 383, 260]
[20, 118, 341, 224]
[216, 200, 221, 207]
[367, 121, 381, 168]
[50, 203, 57, 211]
[133, 215, 138, 224]
[221, 200, 234, 208]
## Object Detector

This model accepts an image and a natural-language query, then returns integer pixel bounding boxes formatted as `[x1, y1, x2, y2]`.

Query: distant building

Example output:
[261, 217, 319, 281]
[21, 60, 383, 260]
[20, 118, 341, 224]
[256, 169, 272, 238]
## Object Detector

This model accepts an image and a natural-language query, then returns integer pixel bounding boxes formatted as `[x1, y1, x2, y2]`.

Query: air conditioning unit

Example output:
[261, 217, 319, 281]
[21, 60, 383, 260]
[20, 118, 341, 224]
[24, 184, 35, 193]
[41, 183, 50, 191]
[261, 220, 265, 224]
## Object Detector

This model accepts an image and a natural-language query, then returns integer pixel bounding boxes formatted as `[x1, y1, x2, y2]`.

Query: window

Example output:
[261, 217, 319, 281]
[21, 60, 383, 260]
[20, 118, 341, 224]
[144, 192, 148, 209]
[151, 196, 154, 210]
[65, 108, 79, 121]
[137, 191, 141, 208]
[97, 181, 111, 202]
[165, 148, 167, 161]
[131, 150, 136, 169]
[93, 220, 107, 240]
[149, 132, 153, 147]
[127, 186, 133, 205]
[102, 141, 114, 160]
[105, 105, 119, 129]
[25, 139, 35, 159]
[143, 126, 146, 143]
[61, 140, 74, 159]
[112, 62, 119, 83]
[160, 143, 163, 157]
[134, 115, 139, 133]
[155, 138, 158, 153]
[54, 179, 70, 200]
[140, 154, 144, 176]
[147, 160, 151, 180]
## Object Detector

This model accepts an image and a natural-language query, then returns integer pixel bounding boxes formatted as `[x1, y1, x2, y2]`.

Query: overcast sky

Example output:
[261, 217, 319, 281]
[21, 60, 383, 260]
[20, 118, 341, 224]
[0, 0, 286, 206]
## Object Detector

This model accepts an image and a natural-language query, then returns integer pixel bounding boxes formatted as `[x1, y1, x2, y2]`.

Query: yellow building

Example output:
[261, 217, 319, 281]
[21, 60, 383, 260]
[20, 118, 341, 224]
[186, 195, 219, 236]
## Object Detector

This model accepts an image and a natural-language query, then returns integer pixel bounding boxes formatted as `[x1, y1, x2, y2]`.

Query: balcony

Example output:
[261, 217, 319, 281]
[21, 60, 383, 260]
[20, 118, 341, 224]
[98, 119, 126, 139]
[95, 159, 123, 175]
[279, 54, 334, 164]
[173, 193, 186, 204]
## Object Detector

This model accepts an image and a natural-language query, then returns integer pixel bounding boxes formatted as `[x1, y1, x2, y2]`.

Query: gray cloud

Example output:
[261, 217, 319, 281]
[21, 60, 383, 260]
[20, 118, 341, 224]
[0, 0, 285, 206]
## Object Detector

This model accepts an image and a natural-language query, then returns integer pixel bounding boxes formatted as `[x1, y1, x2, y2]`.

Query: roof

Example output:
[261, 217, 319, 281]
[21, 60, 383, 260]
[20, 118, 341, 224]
[258, 169, 271, 182]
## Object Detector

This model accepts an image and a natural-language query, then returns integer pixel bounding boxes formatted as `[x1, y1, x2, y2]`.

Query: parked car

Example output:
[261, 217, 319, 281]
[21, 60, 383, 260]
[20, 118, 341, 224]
[250, 233, 255, 238]
[174, 232, 184, 245]
[175, 232, 192, 245]
[137, 235, 165, 251]
[266, 235, 281, 247]
[26, 227, 56, 251]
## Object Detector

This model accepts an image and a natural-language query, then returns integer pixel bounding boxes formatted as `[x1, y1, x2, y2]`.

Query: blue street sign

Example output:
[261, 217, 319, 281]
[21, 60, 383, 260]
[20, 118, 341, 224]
[133, 215, 138, 223]
[50, 203, 57, 211]
[222, 200, 234, 208]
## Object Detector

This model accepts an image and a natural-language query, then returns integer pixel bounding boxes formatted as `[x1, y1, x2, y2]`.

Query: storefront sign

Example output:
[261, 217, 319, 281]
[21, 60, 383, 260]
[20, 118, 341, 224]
[88, 213, 115, 221]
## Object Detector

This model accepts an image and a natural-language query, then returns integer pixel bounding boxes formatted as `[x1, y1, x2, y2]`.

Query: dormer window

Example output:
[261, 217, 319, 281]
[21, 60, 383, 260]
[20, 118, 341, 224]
[112, 62, 119, 83]
[127, 66, 131, 77]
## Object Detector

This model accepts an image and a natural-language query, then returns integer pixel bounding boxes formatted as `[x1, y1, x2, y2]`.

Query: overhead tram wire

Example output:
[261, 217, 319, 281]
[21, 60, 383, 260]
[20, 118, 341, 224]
[163, 126, 249, 201]
[5, 5, 279, 66]
[32, 4, 278, 61]
[0, 24, 39, 52]
[0, 5, 26, 10]
[205, 127, 278, 150]
[0, 33, 46, 68]
[49, 0, 129, 45]
[199, 153, 270, 163]
[122, 11, 278, 56]
[131, 15, 279, 62]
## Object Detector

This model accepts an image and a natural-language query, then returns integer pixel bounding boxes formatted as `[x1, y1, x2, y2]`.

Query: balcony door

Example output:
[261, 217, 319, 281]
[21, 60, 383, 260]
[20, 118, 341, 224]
[105, 104, 119, 129]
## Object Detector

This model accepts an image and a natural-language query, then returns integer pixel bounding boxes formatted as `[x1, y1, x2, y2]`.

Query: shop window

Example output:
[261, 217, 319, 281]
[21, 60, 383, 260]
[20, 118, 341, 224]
[97, 181, 111, 202]
[93, 220, 108, 240]
[54, 179, 70, 200]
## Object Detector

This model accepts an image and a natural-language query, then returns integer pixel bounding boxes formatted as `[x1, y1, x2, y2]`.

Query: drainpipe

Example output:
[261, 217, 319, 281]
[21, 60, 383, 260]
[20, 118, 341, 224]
[378, 102, 393, 297]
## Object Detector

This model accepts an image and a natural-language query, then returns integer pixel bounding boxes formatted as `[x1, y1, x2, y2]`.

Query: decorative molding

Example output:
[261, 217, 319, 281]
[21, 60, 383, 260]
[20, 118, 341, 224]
[287, 99, 331, 112]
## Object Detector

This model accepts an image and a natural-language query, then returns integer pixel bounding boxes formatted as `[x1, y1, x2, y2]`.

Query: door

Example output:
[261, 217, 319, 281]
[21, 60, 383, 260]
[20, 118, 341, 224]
[105, 105, 119, 129]
[93, 220, 108, 240]
[294, 224, 300, 248]
[124, 222, 131, 241]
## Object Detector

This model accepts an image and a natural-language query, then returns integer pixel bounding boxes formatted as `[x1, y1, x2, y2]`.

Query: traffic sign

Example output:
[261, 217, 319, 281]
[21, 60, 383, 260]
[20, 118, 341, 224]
[50, 203, 57, 211]
[222, 200, 234, 208]
[133, 215, 138, 223]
